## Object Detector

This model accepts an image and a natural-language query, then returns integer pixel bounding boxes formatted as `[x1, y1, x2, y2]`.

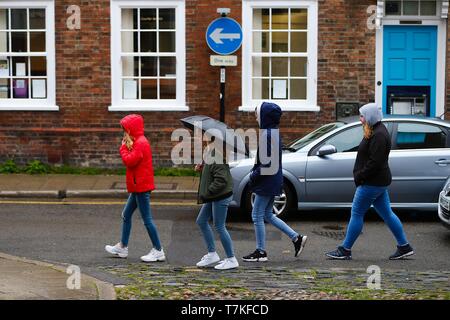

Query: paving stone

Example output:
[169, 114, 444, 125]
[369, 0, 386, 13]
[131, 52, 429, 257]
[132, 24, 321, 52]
[103, 264, 450, 300]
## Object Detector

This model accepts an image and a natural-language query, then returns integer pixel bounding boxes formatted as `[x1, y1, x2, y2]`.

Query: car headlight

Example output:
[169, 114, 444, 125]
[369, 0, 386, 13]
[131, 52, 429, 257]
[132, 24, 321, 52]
[444, 178, 450, 194]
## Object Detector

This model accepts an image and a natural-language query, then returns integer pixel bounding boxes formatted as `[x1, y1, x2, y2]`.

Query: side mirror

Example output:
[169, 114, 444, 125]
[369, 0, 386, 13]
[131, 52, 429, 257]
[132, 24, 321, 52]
[317, 145, 337, 157]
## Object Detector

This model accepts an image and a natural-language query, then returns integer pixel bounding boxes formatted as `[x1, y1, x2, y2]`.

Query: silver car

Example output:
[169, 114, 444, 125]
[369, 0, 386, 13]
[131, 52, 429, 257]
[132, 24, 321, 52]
[438, 178, 450, 229]
[229, 117, 450, 218]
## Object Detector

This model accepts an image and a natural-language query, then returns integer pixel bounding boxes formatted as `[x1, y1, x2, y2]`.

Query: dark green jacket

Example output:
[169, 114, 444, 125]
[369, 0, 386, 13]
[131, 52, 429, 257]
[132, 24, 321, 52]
[198, 163, 233, 204]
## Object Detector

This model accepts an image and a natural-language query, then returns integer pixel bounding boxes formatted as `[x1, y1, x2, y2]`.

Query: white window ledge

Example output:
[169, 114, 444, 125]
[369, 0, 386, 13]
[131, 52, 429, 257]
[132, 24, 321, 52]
[108, 105, 190, 112]
[0, 105, 59, 111]
[239, 105, 320, 112]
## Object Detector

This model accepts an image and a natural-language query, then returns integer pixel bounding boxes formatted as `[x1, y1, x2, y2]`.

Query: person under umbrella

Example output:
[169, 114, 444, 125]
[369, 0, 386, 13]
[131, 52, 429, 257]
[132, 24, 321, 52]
[180, 118, 240, 270]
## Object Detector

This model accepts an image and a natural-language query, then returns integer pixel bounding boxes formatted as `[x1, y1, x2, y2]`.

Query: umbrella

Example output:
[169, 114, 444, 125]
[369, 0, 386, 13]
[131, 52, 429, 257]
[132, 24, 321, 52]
[180, 115, 249, 157]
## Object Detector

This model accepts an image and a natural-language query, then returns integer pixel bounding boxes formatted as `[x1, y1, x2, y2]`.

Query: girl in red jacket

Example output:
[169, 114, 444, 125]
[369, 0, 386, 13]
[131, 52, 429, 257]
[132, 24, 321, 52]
[105, 114, 165, 262]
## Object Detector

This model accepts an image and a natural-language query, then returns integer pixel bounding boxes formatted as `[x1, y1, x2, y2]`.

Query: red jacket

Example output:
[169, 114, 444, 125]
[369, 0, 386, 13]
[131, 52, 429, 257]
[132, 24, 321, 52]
[120, 114, 155, 193]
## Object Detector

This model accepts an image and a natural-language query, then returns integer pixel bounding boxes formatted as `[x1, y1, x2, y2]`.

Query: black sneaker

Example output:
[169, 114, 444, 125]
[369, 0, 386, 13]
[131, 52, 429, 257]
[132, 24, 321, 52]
[389, 244, 414, 260]
[242, 249, 268, 262]
[293, 235, 308, 257]
[325, 246, 352, 260]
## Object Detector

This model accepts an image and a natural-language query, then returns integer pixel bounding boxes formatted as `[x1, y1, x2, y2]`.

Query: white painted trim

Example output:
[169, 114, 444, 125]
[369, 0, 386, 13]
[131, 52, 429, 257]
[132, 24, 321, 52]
[377, 0, 384, 19]
[239, 105, 320, 112]
[109, 105, 188, 111]
[442, 1, 449, 18]
[110, 0, 187, 112]
[375, 25, 383, 107]
[380, 0, 445, 19]
[435, 20, 447, 118]
[375, 19, 447, 118]
[241, 0, 318, 112]
[0, 104, 58, 111]
[0, 0, 56, 111]
[0, 0, 52, 6]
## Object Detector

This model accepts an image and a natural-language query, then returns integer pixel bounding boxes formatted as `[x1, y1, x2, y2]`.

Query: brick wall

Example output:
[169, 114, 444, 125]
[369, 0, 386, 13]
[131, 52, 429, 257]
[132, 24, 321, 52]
[0, 0, 402, 168]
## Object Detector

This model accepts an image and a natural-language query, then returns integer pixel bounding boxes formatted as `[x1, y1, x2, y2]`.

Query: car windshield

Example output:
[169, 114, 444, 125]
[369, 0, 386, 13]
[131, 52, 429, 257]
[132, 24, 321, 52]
[287, 122, 346, 151]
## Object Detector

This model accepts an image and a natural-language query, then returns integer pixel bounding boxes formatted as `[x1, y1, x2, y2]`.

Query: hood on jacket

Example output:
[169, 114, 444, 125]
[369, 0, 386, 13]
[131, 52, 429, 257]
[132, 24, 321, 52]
[120, 114, 145, 138]
[359, 103, 383, 127]
[256, 102, 282, 129]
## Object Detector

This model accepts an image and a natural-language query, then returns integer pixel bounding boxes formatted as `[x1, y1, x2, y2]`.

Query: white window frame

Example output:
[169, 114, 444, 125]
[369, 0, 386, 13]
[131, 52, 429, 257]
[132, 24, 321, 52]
[109, 0, 187, 112]
[0, 0, 57, 111]
[240, 0, 319, 112]
[384, 0, 441, 18]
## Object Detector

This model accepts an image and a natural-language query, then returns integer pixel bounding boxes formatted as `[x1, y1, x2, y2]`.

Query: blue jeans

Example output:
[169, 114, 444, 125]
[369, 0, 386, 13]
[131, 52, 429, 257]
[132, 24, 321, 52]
[342, 185, 409, 250]
[121, 192, 162, 250]
[196, 196, 235, 258]
[252, 194, 299, 251]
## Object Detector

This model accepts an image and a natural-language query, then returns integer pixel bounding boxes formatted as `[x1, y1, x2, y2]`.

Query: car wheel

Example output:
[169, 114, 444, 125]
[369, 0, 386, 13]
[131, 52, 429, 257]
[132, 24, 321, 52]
[244, 181, 295, 220]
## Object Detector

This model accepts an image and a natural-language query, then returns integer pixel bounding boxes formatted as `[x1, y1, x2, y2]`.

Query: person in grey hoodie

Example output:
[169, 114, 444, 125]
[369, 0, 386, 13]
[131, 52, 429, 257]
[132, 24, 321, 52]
[326, 103, 414, 260]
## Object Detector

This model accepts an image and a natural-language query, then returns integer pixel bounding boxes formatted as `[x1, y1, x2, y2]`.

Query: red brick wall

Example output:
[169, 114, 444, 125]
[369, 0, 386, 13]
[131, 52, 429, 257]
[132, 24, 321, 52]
[317, 0, 377, 119]
[0, 0, 122, 167]
[0, 0, 383, 168]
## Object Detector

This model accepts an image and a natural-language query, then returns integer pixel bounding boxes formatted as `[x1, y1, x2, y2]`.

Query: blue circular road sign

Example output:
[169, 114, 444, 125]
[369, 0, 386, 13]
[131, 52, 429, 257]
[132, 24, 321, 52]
[206, 17, 243, 55]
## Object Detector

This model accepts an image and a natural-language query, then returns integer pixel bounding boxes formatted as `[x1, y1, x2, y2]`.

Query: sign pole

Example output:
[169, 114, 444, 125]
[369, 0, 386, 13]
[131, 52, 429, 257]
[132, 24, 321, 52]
[220, 67, 226, 122]
[206, 11, 242, 123]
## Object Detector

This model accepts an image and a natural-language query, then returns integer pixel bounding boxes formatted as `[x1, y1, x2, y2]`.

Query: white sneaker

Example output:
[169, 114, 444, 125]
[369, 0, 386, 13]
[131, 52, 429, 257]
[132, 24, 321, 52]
[196, 252, 220, 267]
[214, 257, 239, 270]
[105, 243, 128, 258]
[141, 248, 165, 262]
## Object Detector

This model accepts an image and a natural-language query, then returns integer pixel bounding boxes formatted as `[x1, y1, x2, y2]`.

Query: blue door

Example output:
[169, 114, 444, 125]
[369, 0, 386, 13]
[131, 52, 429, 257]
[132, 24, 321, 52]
[383, 26, 437, 116]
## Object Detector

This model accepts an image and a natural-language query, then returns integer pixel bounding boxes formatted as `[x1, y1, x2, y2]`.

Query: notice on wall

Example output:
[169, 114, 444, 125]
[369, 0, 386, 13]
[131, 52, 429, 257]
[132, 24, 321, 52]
[13, 79, 28, 98]
[0, 58, 9, 77]
[272, 80, 287, 99]
[16, 79, 26, 89]
[32, 79, 46, 98]
[16, 63, 26, 76]
[123, 79, 137, 99]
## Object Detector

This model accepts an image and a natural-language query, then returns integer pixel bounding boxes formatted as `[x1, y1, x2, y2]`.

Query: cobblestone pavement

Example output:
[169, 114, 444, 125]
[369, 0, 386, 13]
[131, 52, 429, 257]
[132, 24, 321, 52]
[101, 264, 450, 300]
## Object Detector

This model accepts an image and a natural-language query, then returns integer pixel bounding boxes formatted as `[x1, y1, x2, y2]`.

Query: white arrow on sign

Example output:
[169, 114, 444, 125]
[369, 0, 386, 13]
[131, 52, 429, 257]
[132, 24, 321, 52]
[209, 28, 241, 44]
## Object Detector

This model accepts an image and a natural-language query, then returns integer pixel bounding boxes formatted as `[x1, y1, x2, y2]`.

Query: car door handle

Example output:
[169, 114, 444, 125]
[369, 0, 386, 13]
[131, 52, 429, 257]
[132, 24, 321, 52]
[435, 159, 450, 166]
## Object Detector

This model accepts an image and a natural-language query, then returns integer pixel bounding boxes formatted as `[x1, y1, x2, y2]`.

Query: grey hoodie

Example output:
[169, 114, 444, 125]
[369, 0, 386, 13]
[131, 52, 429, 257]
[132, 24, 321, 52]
[359, 103, 383, 127]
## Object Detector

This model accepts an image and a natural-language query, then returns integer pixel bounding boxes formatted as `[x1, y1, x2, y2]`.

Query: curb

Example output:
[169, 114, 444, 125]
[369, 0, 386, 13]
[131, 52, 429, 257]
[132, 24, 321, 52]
[0, 252, 116, 300]
[0, 191, 61, 198]
[0, 190, 198, 200]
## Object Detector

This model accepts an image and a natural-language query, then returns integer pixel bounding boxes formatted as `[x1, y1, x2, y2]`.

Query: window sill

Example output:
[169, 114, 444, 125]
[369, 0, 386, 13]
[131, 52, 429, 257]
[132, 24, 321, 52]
[0, 105, 59, 111]
[108, 105, 190, 112]
[239, 105, 320, 112]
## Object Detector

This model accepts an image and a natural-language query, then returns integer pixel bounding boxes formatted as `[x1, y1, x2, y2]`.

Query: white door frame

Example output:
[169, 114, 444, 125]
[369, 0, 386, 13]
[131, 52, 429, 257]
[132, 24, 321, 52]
[375, 19, 447, 118]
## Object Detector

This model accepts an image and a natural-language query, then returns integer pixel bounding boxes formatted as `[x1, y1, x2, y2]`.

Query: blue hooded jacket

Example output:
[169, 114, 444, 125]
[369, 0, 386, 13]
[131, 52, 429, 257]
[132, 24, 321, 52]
[250, 102, 283, 196]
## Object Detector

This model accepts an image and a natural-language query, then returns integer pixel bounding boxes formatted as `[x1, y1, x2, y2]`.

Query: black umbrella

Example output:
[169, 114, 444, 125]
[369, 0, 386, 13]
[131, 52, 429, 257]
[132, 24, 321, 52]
[180, 115, 249, 157]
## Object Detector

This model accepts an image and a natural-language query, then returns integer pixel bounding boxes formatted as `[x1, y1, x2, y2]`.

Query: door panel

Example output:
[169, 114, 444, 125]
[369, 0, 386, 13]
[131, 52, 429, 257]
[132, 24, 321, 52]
[389, 150, 450, 203]
[383, 26, 437, 116]
[389, 122, 450, 203]
[305, 153, 357, 203]
[305, 125, 363, 203]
